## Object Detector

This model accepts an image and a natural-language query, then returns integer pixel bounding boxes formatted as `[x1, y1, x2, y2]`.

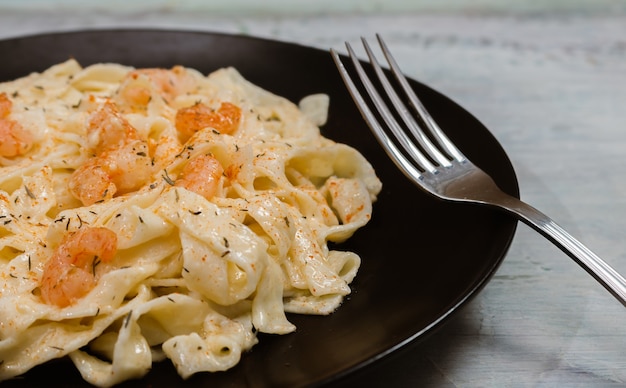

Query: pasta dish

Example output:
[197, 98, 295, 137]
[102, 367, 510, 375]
[0, 59, 381, 386]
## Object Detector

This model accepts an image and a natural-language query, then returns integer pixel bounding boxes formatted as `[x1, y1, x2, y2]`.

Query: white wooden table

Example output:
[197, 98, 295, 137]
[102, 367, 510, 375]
[2, 3, 626, 386]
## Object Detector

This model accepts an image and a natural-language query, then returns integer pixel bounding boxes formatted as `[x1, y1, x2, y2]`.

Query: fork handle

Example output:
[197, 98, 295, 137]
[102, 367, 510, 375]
[499, 194, 626, 307]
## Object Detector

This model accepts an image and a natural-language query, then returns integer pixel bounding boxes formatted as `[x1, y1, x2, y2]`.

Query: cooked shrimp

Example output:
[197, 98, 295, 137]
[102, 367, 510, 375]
[0, 92, 12, 118]
[0, 92, 34, 158]
[175, 153, 224, 200]
[70, 101, 154, 206]
[87, 100, 138, 152]
[117, 76, 152, 108]
[69, 139, 153, 206]
[175, 101, 241, 140]
[40, 227, 118, 307]
[0, 119, 33, 158]
[104, 139, 153, 193]
[118, 66, 197, 107]
[68, 161, 116, 206]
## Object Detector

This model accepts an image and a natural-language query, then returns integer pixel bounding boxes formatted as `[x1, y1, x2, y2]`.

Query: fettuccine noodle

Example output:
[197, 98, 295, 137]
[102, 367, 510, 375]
[0, 59, 381, 386]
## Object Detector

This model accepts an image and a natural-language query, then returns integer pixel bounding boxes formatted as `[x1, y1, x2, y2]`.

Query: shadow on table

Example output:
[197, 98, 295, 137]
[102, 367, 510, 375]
[328, 310, 473, 387]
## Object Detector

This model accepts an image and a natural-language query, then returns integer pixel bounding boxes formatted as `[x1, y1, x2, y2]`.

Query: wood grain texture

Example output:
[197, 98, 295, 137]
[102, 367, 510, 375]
[0, 5, 625, 386]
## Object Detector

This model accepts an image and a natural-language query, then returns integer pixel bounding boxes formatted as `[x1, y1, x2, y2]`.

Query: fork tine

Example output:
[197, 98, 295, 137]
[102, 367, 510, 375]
[334, 36, 626, 310]
[360, 37, 452, 168]
[341, 42, 437, 173]
[376, 34, 466, 163]
[330, 47, 426, 179]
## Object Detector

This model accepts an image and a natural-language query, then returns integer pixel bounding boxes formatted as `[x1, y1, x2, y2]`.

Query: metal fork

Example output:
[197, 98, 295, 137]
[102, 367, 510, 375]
[330, 35, 626, 307]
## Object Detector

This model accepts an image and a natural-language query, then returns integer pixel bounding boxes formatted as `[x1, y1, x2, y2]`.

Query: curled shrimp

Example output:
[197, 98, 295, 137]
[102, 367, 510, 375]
[118, 66, 196, 107]
[175, 153, 224, 200]
[69, 139, 153, 206]
[175, 101, 241, 140]
[0, 92, 33, 158]
[70, 102, 153, 206]
[68, 161, 117, 205]
[40, 227, 118, 307]
[86, 100, 139, 152]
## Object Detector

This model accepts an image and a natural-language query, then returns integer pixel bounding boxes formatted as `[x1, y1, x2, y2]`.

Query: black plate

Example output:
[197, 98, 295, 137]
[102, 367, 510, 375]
[0, 30, 519, 387]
